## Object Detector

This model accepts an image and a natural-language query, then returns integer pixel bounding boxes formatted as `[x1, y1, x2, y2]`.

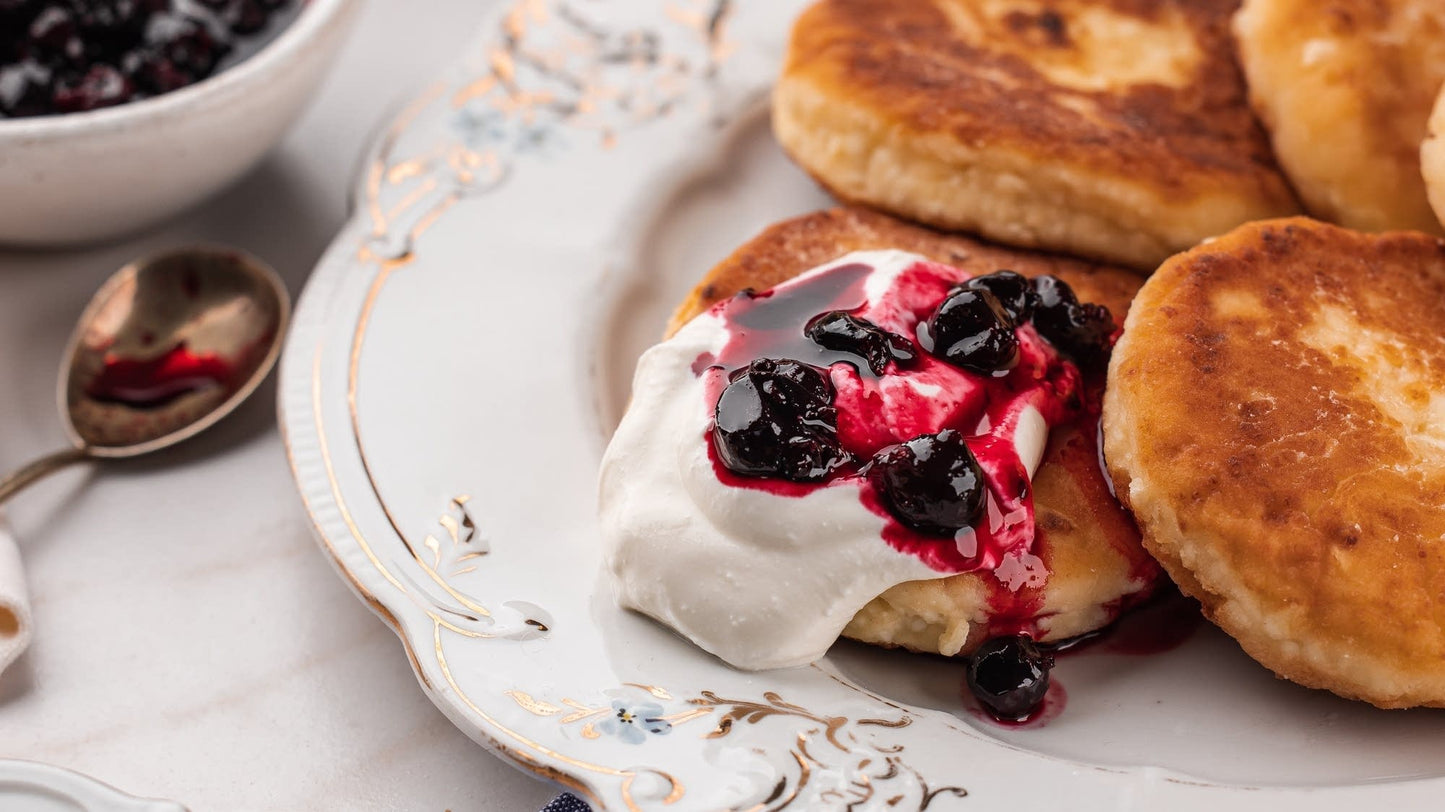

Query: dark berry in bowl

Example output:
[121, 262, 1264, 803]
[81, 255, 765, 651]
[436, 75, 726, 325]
[965, 270, 1034, 323]
[1030, 276, 1115, 367]
[920, 286, 1019, 375]
[0, 0, 296, 119]
[966, 635, 1055, 721]
[151, 18, 229, 80]
[868, 429, 986, 536]
[713, 358, 852, 482]
[27, 6, 81, 59]
[52, 63, 132, 112]
[805, 310, 916, 375]
[0, 61, 55, 117]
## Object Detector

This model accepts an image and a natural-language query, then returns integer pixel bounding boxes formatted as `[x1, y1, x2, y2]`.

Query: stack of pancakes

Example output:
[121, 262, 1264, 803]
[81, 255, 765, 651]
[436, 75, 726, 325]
[668, 0, 1445, 707]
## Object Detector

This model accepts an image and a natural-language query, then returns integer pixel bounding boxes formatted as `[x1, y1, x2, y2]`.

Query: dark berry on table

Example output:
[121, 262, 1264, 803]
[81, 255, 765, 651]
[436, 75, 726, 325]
[867, 429, 986, 536]
[920, 287, 1019, 375]
[52, 63, 133, 112]
[713, 358, 852, 482]
[805, 310, 916, 375]
[966, 635, 1055, 721]
[964, 270, 1034, 323]
[1029, 276, 1115, 367]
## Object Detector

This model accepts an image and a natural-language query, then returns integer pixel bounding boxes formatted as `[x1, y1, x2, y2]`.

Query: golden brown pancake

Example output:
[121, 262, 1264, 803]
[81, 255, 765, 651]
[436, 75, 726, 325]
[1104, 217, 1445, 708]
[671, 207, 1159, 656]
[772, 0, 1300, 271]
[1423, 83, 1445, 230]
[1234, 0, 1445, 235]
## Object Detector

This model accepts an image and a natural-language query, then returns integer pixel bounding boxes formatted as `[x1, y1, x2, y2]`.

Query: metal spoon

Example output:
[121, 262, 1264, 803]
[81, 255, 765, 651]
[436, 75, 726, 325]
[0, 246, 289, 504]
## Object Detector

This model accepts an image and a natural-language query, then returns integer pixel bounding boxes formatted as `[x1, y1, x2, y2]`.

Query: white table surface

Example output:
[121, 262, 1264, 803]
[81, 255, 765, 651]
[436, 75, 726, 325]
[0, 1, 560, 809]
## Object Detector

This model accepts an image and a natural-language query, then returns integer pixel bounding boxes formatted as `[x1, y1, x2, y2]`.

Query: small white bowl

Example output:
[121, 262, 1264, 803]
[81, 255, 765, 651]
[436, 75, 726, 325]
[0, 0, 358, 247]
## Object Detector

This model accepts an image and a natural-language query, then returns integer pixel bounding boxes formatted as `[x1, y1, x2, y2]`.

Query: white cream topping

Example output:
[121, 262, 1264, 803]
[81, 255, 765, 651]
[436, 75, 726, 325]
[599, 251, 1055, 670]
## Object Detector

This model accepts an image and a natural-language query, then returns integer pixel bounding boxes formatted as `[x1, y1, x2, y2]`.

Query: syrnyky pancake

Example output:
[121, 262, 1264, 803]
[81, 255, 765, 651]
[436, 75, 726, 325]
[772, 0, 1300, 270]
[670, 207, 1159, 657]
[1105, 217, 1445, 708]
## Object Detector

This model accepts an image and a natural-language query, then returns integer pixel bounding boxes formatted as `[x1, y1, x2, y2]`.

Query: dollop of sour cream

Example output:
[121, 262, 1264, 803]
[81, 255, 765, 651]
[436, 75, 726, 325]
[599, 251, 1080, 670]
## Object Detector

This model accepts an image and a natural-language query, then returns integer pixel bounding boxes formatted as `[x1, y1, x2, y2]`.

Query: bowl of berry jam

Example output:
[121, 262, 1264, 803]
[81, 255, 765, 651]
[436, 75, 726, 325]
[0, 0, 357, 245]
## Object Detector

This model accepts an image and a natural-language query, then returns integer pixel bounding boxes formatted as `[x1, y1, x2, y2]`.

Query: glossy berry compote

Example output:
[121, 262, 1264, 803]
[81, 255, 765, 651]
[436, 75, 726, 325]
[0, 0, 295, 118]
[918, 286, 1020, 375]
[966, 634, 1055, 721]
[804, 310, 916, 375]
[599, 250, 1123, 672]
[713, 358, 850, 481]
[702, 253, 1102, 574]
[963, 269, 1033, 322]
[1029, 275, 1115, 367]
[868, 430, 986, 536]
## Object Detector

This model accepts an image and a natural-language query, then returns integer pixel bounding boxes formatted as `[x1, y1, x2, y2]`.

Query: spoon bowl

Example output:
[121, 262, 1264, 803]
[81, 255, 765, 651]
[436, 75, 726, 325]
[0, 246, 289, 502]
[63, 247, 288, 456]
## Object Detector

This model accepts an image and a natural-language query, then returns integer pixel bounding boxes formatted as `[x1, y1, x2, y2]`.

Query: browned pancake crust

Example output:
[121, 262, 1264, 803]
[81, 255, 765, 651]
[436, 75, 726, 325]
[1105, 217, 1445, 707]
[668, 207, 1142, 333]
[788, 0, 1271, 188]
[672, 207, 1158, 654]
[775, 0, 1300, 268]
[1234, 0, 1445, 233]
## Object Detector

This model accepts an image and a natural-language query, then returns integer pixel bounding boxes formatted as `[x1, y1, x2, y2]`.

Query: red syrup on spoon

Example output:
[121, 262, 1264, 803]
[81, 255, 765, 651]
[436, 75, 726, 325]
[85, 343, 240, 409]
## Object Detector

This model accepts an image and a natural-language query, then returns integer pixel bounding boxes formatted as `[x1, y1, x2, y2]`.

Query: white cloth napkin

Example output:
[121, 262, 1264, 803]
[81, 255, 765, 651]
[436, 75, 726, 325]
[0, 515, 32, 674]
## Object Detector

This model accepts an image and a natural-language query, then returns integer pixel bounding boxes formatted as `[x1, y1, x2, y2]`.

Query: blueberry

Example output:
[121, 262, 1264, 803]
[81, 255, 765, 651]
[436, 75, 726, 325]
[230, 0, 270, 35]
[149, 19, 229, 79]
[966, 635, 1054, 721]
[921, 287, 1019, 375]
[868, 429, 986, 536]
[1030, 276, 1115, 366]
[130, 52, 190, 92]
[0, 0, 294, 118]
[712, 359, 851, 482]
[0, 60, 54, 117]
[965, 270, 1034, 323]
[51, 63, 133, 111]
[805, 310, 916, 375]
[27, 6, 77, 57]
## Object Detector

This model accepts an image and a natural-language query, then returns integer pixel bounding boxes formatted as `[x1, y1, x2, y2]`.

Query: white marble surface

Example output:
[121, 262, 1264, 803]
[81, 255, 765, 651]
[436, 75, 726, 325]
[0, 1, 559, 809]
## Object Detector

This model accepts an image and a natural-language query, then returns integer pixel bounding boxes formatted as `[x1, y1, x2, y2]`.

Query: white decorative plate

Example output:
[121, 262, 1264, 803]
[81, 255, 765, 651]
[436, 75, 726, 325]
[279, 2, 1445, 809]
[0, 761, 185, 812]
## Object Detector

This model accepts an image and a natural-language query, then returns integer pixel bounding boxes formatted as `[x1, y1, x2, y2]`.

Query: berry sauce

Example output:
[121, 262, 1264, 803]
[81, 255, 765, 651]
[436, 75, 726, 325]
[85, 342, 239, 409]
[1055, 585, 1203, 658]
[0, 0, 297, 119]
[697, 257, 1086, 577]
[965, 674, 1067, 729]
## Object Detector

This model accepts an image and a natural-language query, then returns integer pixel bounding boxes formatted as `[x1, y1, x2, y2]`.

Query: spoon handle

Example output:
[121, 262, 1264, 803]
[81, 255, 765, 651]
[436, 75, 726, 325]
[0, 447, 89, 505]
